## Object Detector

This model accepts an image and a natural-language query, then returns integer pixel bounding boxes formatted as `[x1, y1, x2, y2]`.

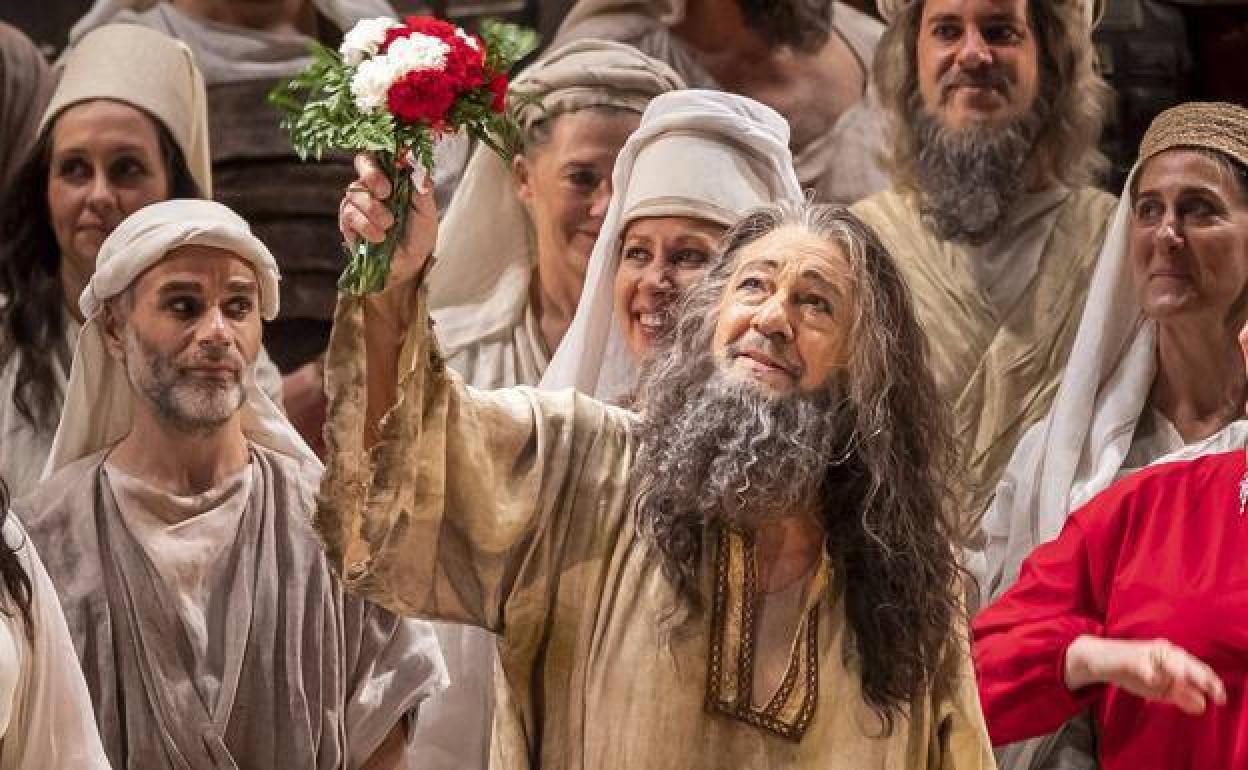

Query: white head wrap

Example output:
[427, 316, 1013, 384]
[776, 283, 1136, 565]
[42, 199, 320, 478]
[539, 89, 804, 399]
[42, 23, 212, 197]
[877, 0, 1105, 29]
[980, 102, 1248, 603]
[427, 39, 683, 359]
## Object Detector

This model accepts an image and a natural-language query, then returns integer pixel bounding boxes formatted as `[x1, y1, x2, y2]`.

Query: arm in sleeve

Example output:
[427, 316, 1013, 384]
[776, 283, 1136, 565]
[317, 288, 626, 630]
[972, 503, 1121, 747]
[342, 595, 449, 770]
[0, 517, 111, 770]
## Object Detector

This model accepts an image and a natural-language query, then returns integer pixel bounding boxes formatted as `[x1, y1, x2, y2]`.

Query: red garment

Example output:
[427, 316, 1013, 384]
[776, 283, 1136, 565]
[973, 449, 1248, 770]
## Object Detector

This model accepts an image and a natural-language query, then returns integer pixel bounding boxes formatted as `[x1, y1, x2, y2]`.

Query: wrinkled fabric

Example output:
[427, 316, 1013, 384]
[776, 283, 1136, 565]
[428, 39, 682, 393]
[20, 444, 447, 770]
[316, 291, 994, 770]
[555, 1, 889, 205]
[0, 516, 110, 769]
[69, 0, 396, 83]
[0, 22, 51, 193]
[540, 89, 803, 399]
[850, 187, 1118, 539]
[974, 431, 1248, 770]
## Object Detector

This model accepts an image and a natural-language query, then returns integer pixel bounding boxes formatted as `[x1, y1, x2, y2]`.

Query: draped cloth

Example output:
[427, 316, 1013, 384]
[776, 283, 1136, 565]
[42, 199, 315, 479]
[851, 186, 1118, 541]
[19, 444, 447, 770]
[540, 89, 803, 399]
[43, 22, 213, 197]
[980, 101, 1248, 604]
[973, 432, 1248, 770]
[415, 40, 682, 768]
[428, 39, 683, 390]
[554, 0, 889, 205]
[0, 516, 110, 769]
[0, 22, 51, 193]
[316, 289, 995, 770]
[68, 0, 396, 83]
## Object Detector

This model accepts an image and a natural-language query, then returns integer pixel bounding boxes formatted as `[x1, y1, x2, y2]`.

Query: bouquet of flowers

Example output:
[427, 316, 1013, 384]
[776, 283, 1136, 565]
[271, 16, 537, 294]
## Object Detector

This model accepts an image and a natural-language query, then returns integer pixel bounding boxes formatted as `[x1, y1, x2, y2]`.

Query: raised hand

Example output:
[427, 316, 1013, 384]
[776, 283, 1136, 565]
[338, 153, 439, 291]
[1064, 636, 1227, 715]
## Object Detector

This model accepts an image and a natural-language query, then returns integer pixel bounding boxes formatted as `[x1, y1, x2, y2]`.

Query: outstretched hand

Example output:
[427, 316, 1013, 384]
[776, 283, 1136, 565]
[338, 153, 439, 292]
[1065, 636, 1227, 715]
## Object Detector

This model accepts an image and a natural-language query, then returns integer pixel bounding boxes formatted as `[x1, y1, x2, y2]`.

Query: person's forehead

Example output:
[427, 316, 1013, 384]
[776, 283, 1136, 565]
[132, 245, 258, 292]
[1137, 149, 1236, 194]
[921, 0, 1029, 21]
[734, 226, 849, 278]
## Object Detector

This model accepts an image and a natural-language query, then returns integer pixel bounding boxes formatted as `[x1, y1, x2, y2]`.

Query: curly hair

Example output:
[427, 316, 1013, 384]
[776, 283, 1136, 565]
[0, 481, 31, 640]
[873, 0, 1111, 195]
[0, 111, 200, 433]
[630, 201, 964, 730]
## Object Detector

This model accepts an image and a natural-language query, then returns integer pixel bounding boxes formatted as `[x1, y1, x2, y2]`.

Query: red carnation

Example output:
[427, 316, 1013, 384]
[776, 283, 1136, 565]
[488, 73, 508, 112]
[387, 68, 458, 126]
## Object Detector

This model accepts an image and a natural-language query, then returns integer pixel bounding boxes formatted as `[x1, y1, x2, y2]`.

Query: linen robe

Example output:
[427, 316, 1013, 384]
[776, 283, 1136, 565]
[851, 187, 1118, 533]
[19, 443, 446, 770]
[317, 293, 995, 770]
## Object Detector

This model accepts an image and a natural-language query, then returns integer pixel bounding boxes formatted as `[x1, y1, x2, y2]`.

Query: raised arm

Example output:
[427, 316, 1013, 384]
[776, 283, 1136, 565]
[319, 156, 628, 631]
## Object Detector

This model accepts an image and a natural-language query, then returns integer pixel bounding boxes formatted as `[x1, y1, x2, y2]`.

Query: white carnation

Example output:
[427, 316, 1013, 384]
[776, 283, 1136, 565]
[454, 28, 480, 51]
[350, 55, 398, 112]
[339, 17, 401, 67]
[385, 33, 451, 77]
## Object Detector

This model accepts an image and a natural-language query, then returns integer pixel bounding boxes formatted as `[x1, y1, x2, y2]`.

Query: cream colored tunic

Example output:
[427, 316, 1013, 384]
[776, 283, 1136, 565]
[318, 294, 995, 770]
[851, 187, 1117, 532]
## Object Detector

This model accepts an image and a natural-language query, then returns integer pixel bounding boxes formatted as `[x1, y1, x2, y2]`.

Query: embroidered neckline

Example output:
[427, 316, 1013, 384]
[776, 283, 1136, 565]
[705, 528, 821, 741]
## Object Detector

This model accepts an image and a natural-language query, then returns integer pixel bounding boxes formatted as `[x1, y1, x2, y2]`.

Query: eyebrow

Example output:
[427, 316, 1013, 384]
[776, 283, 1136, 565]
[736, 258, 779, 273]
[156, 277, 259, 295]
[800, 268, 840, 294]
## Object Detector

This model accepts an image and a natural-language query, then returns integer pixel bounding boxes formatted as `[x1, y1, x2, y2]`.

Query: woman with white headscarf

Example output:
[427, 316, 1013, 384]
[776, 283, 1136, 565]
[423, 39, 684, 391]
[541, 88, 804, 400]
[0, 23, 284, 500]
[973, 102, 1248, 770]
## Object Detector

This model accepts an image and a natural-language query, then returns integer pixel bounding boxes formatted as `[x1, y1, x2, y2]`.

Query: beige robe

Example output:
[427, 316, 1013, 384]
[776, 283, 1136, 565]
[19, 443, 447, 770]
[851, 187, 1117, 532]
[317, 293, 995, 770]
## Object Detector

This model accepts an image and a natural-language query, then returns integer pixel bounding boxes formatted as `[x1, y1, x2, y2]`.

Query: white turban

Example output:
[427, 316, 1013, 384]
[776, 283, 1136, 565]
[42, 199, 319, 478]
[539, 89, 804, 399]
[877, 0, 1104, 28]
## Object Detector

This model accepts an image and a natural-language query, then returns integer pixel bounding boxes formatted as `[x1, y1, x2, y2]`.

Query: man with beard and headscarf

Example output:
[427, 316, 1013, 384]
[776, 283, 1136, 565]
[552, 0, 889, 205]
[850, 0, 1118, 544]
[17, 198, 447, 769]
[320, 182, 994, 769]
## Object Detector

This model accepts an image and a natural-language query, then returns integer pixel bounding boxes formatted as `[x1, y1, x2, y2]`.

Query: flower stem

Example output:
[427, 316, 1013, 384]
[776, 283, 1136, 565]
[339, 151, 414, 295]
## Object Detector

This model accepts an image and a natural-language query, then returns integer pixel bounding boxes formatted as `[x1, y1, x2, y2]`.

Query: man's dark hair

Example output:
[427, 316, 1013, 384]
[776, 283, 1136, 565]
[735, 0, 835, 52]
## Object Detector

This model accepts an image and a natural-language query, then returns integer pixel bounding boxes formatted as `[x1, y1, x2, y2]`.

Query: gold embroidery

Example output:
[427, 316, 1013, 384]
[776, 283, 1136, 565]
[705, 528, 821, 741]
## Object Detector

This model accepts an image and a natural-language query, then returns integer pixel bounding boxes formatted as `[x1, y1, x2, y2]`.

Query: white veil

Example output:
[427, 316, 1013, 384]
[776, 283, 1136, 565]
[540, 89, 804, 399]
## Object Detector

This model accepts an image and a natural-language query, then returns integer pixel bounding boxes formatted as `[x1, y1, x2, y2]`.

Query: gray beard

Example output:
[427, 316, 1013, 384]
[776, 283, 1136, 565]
[633, 367, 850, 531]
[912, 108, 1043, 244]
[124, 330, 244, 436]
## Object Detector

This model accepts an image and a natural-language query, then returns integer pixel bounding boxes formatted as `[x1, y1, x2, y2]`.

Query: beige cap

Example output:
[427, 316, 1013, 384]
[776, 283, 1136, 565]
[41, 23, 212, 197]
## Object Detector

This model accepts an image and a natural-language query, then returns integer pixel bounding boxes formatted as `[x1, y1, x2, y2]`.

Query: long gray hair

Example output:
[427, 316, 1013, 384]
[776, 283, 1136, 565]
[630, 202, 963, 730]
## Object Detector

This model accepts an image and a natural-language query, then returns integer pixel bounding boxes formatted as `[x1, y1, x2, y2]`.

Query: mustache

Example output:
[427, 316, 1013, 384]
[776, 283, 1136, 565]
[724, 333, 802, 376]
[941, 70, 1009, 98]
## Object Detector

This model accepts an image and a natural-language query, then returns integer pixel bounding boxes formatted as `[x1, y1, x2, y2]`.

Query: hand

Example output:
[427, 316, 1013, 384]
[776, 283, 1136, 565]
[339, 153, 438, 291]
[1064, 636, 1227, 715]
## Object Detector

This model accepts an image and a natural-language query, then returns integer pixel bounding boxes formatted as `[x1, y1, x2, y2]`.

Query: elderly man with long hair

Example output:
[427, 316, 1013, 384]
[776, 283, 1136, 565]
[319, 171, 993, 768]
[851, 0, 1117, 541]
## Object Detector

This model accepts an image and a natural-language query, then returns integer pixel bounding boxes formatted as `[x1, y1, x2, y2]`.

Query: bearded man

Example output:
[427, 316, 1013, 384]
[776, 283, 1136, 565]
[850, 0, 1118, 538]
[18, 199, 447, 769]
[552, 0, 889, 205]
[321, 175, 994, 769]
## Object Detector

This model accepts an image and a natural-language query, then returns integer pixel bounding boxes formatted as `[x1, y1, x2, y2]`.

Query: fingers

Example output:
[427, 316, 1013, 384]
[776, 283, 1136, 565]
[354, 153, 391, 199]
[340, 180, 396, 245]
[1144, 641, 1227, 715]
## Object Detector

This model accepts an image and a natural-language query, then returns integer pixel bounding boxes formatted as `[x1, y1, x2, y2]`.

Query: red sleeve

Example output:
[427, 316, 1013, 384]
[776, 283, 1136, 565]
[972, 512, 1115, 746]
